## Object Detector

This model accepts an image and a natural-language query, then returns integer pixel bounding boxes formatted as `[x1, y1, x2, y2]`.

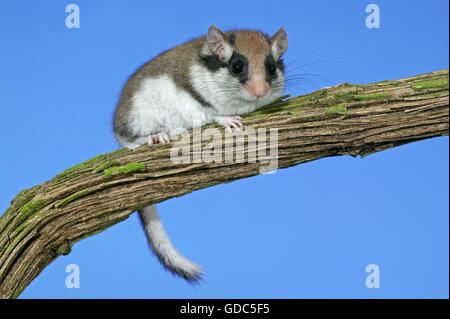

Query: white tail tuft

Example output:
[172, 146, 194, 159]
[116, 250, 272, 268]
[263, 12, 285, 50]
[138, 205, 203, 282]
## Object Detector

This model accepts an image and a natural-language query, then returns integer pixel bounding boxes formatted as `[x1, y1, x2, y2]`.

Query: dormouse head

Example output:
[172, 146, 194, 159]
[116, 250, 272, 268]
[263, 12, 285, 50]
[203, 25, 288, 102]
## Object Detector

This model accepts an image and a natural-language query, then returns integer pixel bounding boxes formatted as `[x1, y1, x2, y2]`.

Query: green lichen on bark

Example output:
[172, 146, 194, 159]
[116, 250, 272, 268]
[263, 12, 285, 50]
[406, 91, 449, 100]
[411, 78, 449, 91]
[334, 89, 358, 101]
[325, 103, 348, 115]
[55, 163, 90, 180]
[17, 208, 54, 234]
[92, 161, 118, 174]
[55, 189, 90, 208]
[353, 92, 390, 101]
[104, 162, 146, 177]
[20, 200, 47, 215]
[55, 149, 129, 180]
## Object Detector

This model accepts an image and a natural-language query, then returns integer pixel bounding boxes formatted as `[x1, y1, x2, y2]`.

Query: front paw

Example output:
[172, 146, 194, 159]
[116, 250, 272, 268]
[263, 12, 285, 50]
[215, 115, 243, 133]
[148, 132, 170, 145]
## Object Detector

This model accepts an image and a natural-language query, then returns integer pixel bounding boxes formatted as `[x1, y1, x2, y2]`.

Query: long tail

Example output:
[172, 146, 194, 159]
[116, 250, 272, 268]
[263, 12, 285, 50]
[138, 204, 203, 282]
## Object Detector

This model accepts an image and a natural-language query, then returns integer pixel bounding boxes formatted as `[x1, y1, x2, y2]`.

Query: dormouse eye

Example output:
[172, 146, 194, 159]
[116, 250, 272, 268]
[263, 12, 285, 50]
[231, 60, 244, 74]
[266, 62, 277, 76]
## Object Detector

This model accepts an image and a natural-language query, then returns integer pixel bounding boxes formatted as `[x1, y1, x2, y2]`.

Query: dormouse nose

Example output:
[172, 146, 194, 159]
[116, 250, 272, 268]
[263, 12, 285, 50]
[246, 73, 270, 99]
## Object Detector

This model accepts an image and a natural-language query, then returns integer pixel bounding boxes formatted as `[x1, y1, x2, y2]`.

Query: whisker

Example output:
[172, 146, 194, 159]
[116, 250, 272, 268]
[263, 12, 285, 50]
[284, 49, 323, 67]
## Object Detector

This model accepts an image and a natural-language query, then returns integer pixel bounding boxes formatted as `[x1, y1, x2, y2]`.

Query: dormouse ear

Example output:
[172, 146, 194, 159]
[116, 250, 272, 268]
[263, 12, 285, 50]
[207, 25, 233, 62]
[270, 27, 288, 60]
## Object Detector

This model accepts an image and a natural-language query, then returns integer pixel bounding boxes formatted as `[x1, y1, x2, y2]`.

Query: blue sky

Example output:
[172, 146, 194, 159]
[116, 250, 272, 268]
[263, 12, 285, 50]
[0, 0, 448, 298]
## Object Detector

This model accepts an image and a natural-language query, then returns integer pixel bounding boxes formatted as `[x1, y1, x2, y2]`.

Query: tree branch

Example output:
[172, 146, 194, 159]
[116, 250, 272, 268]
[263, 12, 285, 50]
[1, 70, 448, 298]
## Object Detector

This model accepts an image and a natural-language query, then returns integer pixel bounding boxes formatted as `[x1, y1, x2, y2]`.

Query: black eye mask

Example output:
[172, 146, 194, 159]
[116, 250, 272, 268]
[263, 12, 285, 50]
[264, 54, 285, 84]
[227, 52, 249, 83]
[199, 54, 227, 72]
[199, 51, 249, 84]
[199, 51, 285, 86]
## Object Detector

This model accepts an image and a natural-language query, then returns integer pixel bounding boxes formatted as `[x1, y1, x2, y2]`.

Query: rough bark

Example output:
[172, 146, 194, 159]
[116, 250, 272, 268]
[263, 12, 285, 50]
[0, 70, 448, 298]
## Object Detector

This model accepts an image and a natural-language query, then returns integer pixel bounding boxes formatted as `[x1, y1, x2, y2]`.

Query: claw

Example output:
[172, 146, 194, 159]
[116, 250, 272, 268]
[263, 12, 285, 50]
[215, 115, 244, 132]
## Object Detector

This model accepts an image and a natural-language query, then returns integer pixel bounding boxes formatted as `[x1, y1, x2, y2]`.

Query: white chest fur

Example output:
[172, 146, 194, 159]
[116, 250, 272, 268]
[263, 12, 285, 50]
[128, 74, 216, 139]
